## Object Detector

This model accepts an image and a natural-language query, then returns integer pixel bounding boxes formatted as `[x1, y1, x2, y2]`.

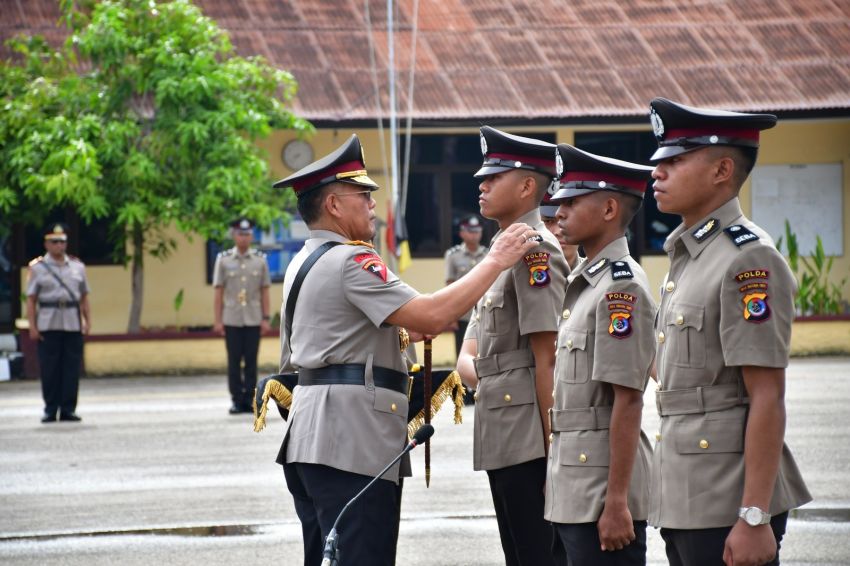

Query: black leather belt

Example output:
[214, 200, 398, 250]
[39, 300, 79, 308]
[298, 364, 410, 395]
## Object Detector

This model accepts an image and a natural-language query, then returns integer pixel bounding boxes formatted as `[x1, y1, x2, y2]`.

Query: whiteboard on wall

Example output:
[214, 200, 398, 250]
[751, 163, 843, 256]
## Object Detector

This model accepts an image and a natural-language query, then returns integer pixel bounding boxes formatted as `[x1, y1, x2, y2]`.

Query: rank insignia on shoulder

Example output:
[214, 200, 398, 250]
[586, 258, 609, 277]
[742, 291, 770, 323]
[354, 252, 388, 282]
[724, 225, 759, 247]
[611, 261, 634, 280]
[28, 256, 44, 267]
[692, 218, 719, 242]
[524, 251, 551, 287]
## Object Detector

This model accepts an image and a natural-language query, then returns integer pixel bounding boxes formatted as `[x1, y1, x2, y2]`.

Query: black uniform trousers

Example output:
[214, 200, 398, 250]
[661, 512, 788, 566]
[556, 520, 647, 565]
[487, 457, 566, 566]
[283, 462, 403, 566]
[38, 330, 83, 417]
[223, 325, 260, 408]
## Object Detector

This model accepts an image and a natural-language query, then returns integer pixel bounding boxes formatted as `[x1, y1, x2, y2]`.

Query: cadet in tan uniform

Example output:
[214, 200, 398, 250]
[213, 218, 271, 414]
[545, 144, 655, 565]
[647, 98, 811, 566]
[25, 224, 91, 423]
[540, 180, 581, 270]
[456, 126, 568, 566]
[272, 134, 541, 566]
[444, 215, 488, 357]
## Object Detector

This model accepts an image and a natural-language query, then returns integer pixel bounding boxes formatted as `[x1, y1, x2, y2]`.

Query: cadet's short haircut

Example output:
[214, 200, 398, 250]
[617, 193, 643, 229]
[297, 184, 332, 225]
[707, 146, 757, 190]
[529, 171, 553, 201]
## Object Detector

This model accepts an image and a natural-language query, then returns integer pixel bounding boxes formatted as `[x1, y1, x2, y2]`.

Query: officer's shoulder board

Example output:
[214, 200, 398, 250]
[723, 225, 760, 248]
[447, 243, 463, 254]
[27, 256, 44, 269]
[68, 254, 84, 264]
[610, 260, 634, 280]
[252, 249, 266, 258]
[218, 249, 234, 258]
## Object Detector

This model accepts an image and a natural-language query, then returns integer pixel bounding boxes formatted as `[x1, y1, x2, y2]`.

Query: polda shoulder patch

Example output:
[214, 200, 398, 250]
[724, 225, 759, 247]
[354, 252, 388, 282]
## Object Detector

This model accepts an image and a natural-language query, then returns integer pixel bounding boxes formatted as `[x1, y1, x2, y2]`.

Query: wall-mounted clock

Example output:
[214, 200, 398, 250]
[281, 139, 314, 171]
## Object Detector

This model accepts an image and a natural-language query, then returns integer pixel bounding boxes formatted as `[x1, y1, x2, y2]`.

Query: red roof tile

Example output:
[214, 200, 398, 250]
[3, 0, 849, 121]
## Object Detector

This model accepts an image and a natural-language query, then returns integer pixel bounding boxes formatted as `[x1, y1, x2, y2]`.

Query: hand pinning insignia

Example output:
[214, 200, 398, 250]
[524, 251, 551, 287]
[354, 253, 388, 282]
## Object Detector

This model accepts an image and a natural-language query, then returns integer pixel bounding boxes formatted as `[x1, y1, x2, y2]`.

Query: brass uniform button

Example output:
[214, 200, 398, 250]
[503, 393, 512, 403]
[473, 392, 479, 401]
[566, 339, 573, 348]
[579, 453, 587, 463]
[549, 433, 554, 444]
[241, 276, 247, 282]
[390, 403, 397, 412]
[699, 439, 709, 449]
[655, 433, 662, 441]
[665, 280, 675, 293]
[552, 389, 556, 399]
[562, 309, 570, 319]
[676, 314, 684, 325]
[241, 263, 246, 269]
[656, 381, 662, 391]
[485, 298, 492, 307]
[657, 331, 665, 344]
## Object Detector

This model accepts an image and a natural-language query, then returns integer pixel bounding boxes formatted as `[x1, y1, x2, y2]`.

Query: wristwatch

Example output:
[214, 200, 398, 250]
[738, 506, 771, 526]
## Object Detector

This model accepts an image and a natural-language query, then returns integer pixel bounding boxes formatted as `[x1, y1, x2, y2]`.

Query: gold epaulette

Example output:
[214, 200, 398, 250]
[345, 240, 374, 248]
[252, 379, 294, 433]
[407, 370, 465, 440]
[28, 256, 43, 267]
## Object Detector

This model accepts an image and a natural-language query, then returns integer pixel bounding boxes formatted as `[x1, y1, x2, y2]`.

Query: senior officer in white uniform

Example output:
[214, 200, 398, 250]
[272, 134, 542, 566]
[545, 144, 656, 565]
[648, 98, 811, 566]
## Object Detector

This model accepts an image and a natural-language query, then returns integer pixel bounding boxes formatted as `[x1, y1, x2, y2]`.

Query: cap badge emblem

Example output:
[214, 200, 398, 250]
[650, 108, 665, 139]
[555, 152, 564, 177]
[480, 133, 488, 156]
[239, 220, 250, 230]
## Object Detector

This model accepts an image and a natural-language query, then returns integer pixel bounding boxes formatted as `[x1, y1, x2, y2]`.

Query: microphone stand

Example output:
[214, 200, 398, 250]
[321, 429, 432, 566]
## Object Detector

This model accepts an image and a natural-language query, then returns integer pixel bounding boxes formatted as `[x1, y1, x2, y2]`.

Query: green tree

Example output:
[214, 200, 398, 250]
[1, 0, 311, 332]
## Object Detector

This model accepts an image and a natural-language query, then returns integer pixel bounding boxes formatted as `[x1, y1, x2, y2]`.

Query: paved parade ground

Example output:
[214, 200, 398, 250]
[1, 357, 849, 565]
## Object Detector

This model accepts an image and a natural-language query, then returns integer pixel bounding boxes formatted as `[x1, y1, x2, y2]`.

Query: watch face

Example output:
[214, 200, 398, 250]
[282, 139, 314, 171]
[744, 507, 762, 525]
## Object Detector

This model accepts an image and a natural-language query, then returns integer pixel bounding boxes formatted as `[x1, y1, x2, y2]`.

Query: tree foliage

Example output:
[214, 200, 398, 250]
[1, 0, 312, 331]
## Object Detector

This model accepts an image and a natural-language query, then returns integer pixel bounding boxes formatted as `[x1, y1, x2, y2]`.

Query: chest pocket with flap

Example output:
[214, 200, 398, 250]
[482, 292, 509, 337]
[665, 303, 706, 369]
[559, 328, 590, 384]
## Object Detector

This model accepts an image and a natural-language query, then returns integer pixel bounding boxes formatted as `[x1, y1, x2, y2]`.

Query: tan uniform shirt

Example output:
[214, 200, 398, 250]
[544, 237, 654, 524]
[465, 209, 568, 471]
[212, 247, 271, 327]
[651, 197, 811, 529]
[26, 255, 90, 332]
[444, 243, 488, 321]
[278, 230, 419, 484]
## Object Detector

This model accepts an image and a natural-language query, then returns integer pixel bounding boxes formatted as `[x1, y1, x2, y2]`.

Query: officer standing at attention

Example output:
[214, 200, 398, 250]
[213, 218, 271, 414]
[273, 134, 541, 566]
[545, 144, 655, 565]
[540, 180, 581, 270]
[444, 214, 488, 357]
[25, 224, 91, 423]
[648, 97, 811, 566]
[455, 126, 568, 566]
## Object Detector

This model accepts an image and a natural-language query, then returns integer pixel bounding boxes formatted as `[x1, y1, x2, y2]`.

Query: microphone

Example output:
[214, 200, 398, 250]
[321, 424, 435, 566]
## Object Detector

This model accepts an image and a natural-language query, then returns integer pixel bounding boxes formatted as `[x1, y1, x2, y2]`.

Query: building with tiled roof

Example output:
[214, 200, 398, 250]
[2, 1, 849, 363]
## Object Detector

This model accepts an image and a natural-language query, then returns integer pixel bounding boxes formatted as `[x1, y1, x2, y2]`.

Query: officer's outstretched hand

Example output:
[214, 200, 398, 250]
[487, 223, 541, 270]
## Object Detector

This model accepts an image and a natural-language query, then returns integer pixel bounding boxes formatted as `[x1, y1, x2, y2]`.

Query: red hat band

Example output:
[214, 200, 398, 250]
[560, 171, 648, 194]
[292, 160, 365, 193]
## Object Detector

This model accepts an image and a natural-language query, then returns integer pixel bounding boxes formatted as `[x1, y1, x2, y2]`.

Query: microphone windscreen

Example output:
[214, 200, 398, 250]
[412, 424, 435, 445]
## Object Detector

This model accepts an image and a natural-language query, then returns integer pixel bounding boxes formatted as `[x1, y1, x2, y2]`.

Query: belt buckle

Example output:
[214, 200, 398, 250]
[57, 299, 66, 308]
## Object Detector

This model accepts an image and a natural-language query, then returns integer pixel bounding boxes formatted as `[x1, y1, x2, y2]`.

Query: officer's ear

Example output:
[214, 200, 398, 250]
[601, 194, 619, 224]
[707, 148, 737, 187]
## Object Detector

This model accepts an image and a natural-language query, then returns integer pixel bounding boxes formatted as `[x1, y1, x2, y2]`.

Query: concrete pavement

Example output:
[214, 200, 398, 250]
[1, 357, 849, 565]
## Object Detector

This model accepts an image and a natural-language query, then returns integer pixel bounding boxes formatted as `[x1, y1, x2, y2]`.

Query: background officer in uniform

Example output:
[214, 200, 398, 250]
[545, 144, 655, 565]
[272, 134, 541, 566]
[455, 126, 568, 566]
[648, 98, 811, 566]
[540, 181, 581, 270]
[213, 218, 271, 414]
[444, 214, 488, 357]
[25, 224, 91, 423]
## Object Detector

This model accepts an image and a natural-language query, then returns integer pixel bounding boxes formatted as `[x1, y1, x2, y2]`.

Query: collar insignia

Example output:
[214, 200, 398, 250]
[692, 218, 719, 242]
[586, 258, 610, 277]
